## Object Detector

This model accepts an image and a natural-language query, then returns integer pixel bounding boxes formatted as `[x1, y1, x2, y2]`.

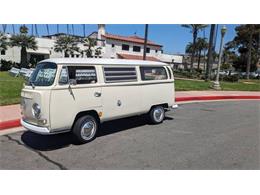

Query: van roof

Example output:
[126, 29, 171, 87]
[40, 58, 168, 66]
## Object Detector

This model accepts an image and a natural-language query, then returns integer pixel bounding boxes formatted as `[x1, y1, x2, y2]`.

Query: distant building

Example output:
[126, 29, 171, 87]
[0, 25, 183, 67]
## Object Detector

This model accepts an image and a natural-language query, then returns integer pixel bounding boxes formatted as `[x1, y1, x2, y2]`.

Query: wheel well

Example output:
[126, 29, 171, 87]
[150, 103, 169, 111]
[72, 110, 100, 129]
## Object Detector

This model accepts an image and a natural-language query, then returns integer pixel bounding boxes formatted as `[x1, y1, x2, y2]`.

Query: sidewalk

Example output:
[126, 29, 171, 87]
[0, 91, 260, 130]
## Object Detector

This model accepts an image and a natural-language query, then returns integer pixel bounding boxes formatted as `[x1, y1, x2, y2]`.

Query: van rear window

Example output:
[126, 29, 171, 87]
[103, 67, 137, 83]
[140, 66, 167, 81]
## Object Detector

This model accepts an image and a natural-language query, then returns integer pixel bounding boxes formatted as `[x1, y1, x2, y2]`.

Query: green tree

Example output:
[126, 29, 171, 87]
[225, 24, 260, 78]
[0, 33, 8, 52]
[185, 38, 208, 70]
[82, 37, 97, 58]
[196, 37, 208, 70]
[182, 24, 208, 71]
[54, 35, 79, 57]
[10, 25, 38, 68]
[95, 47, 102, 58]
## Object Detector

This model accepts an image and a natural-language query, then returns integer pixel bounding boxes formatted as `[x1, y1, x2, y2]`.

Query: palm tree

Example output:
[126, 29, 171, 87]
[182, 24, 208, 71]
[196, 37, 208, 70]
[10, 25, 38, 68]
[82, 37, 97, 58]
[95, 47, 102, 58]
[0, 33, 8, 52]
[54, 35, 79, 57]
[185, 42, 195, 70]
[186, 38, 208, 70]
[185, 42, 194, 55]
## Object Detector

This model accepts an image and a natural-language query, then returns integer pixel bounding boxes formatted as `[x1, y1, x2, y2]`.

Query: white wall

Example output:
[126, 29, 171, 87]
[103, 39, 162, 59]
[159, 53, 183, 64]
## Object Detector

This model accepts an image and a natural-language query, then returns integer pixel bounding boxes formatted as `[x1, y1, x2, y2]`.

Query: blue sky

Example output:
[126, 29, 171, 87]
[1, 24, 238, 54]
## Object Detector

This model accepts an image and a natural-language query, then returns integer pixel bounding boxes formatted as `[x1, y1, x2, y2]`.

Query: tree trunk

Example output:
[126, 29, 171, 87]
[190, 31, 197, 72]
[205, 24, 216, 81]
[197, 50, 201, 71]
[20, 46, 28, 68]
[65, 50, 69, 58]
[246, 31, 253, 80]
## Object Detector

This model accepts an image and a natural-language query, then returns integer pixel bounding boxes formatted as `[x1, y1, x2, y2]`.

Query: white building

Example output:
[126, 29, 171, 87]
[0, 25, 183, 66]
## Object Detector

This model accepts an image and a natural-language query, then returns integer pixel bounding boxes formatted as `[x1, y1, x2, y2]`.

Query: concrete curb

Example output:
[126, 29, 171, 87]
[0, 119, 21, 130]
[0, 95, 260, 131]
[175, 95, 260, 102]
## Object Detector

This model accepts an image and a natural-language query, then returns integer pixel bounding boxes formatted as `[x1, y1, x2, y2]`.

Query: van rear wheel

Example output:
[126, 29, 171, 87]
[72, 115, 98, 144]
[149, 106, 165, 124]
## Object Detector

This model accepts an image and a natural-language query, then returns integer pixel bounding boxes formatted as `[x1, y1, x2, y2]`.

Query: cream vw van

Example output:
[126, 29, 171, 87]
[21, 58, 177, 143]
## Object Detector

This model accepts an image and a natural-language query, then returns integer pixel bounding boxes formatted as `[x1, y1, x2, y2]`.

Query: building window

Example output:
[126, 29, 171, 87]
[155, 50, 158, 53]
[62, 66, 97, 84]
[1, 50, 6, 55]
[111, 44, 115, 48]
[71, 54, 74, 58]
[133, 46, 141, 52]
[103, 67, 137, 83]
[140, 66, 167, 81]
[146, 48, 150, 53]
[122, 44, 129, 51]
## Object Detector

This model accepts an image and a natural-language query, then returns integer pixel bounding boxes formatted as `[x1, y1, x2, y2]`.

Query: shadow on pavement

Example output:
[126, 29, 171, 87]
[21, 115, 174, 151]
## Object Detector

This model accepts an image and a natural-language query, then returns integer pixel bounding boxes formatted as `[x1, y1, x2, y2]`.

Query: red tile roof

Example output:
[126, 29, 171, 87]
[117, 53, 161, 62]
[102, 33, 162, 47]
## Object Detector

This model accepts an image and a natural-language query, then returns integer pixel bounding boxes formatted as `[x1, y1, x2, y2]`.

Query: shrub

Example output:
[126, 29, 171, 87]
[0, 60, 20, 71]
[221, 63, 231, 70]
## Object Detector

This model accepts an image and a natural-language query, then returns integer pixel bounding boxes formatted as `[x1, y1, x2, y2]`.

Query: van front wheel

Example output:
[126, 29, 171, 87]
[73, 115, 98, 144]
[149, 106, 165, 124]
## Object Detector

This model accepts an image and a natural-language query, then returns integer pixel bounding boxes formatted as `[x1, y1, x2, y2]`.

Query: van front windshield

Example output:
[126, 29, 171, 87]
[27, 62, 57, 86]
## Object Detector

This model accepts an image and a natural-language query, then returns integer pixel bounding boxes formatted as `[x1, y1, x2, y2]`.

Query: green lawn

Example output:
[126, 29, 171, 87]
[175, 79, 260, 91]
[0, 71, 25, 106]
[0, 72, 259, 106]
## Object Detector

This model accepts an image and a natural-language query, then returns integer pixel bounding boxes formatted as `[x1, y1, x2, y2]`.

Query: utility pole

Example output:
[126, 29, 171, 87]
[12, 24, 15, 34]
[213, 25, 227, 90]
[205, 24, 216, 81]
[83, 24, 86, 37]
[143, 24, 148, 60]
[46, 24, 50, 36]
[57, 24, 59, 34]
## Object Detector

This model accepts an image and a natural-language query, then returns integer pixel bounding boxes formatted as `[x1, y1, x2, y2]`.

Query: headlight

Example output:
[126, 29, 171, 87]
[32, 103, 41, 119]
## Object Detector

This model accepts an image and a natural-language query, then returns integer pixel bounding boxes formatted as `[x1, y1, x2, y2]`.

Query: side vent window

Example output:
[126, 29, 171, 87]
[103, 67, 137, 83]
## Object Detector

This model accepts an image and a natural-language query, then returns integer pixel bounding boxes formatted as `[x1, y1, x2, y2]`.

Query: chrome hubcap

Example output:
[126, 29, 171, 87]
[81, 120, 96, 140]
[153, 108, 164, 122]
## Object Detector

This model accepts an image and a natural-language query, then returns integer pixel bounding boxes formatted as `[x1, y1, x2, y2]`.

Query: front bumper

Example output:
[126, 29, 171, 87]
[21, 119, 51, 135]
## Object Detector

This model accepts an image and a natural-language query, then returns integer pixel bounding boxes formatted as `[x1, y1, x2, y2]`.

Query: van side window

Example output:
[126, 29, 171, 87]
[59, 67, 69, 85]
[103, 67, 137, 82]
[68, 66, 97, 84]
[140, 66, 168, 81]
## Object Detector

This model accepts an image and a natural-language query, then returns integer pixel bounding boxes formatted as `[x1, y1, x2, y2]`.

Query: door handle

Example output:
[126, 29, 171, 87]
[94, 92, 102, 97]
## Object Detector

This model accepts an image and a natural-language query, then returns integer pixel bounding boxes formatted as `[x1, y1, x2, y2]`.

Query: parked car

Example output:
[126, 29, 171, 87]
[21, 58, 177, 144]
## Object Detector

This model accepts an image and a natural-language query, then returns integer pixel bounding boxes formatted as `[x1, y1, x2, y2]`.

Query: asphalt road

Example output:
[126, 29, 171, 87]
[0, 101, 259, 170]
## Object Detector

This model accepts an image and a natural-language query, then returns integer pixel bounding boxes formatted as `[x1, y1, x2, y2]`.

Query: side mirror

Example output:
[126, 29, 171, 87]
[69, 79, 77, 85]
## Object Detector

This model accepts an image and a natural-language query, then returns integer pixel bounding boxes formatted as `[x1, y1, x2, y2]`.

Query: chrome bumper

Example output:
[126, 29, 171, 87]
[21, 119, 51, 135]
[165, 104, 178, 111]
[171, 104, 178, 109]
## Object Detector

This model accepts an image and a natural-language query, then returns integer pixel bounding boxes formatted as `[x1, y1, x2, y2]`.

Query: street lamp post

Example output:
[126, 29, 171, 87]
[213, 25, 227, 90]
